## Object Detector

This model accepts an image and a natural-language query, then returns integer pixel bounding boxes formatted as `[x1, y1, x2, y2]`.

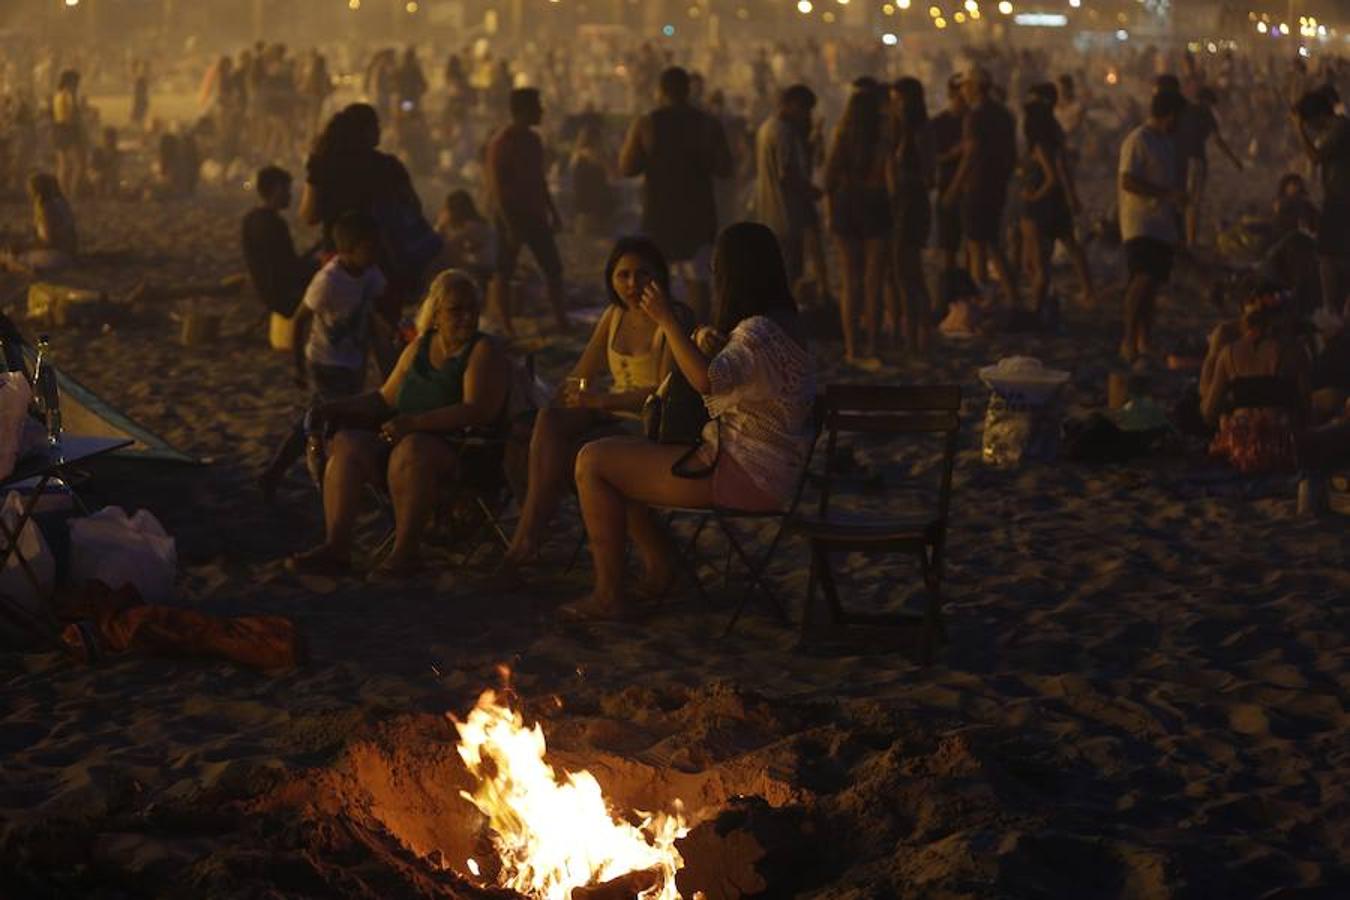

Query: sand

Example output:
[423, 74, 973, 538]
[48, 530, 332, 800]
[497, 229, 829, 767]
[0, 145, 1347, 899]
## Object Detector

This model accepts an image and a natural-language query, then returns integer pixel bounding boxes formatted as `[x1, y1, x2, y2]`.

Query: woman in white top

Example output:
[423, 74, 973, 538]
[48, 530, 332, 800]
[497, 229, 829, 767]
[570, 222, 816, 620]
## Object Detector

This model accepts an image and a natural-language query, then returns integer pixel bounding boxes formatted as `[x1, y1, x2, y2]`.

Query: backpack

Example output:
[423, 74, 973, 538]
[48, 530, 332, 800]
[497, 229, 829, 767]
[370, 161, 443, 281]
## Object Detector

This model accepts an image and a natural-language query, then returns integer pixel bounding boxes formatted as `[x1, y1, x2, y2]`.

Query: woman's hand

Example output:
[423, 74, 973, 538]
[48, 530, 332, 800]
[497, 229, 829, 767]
[557, 380, 599, 409]
[379, 413, 419, 445]
[694, 326, 728, 356]
[638, 280, 678, 331]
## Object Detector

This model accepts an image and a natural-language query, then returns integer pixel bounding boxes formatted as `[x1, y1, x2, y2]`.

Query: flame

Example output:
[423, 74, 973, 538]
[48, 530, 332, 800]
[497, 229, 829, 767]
[452, 690, 688, 899]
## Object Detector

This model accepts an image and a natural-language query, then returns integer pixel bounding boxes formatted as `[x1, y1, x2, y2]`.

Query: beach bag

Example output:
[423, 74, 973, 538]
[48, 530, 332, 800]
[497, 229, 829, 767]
[0, 373, 35, 481]
[69, 507, 177, 604]
[0, 490, 55, 623]
[979, 357, 1070, 468]
[372, 187, 443, 282]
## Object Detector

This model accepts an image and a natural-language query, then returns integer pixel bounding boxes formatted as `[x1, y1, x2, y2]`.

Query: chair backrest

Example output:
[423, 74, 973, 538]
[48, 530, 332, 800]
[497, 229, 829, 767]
[818, 383, 962, 525]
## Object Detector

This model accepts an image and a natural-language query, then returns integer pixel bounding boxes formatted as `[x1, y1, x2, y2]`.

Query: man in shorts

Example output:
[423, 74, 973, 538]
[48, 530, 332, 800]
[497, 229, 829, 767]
[931, 73, 968, 274]
[485, 87, 567, 335]
[1118, 89, 1187, 363]
[944, 66, 1018, 307]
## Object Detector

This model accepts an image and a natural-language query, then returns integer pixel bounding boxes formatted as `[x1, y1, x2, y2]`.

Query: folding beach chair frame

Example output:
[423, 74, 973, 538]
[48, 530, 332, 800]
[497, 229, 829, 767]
[793, 383, 961, 664]
[657, 397, 825, 635]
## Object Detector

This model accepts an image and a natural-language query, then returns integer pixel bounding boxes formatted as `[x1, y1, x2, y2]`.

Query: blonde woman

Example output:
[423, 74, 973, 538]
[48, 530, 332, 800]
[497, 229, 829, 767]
[289, 270, 510, 577]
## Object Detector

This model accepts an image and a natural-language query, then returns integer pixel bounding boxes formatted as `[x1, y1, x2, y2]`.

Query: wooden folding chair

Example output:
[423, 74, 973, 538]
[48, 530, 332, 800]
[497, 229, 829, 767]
[790, 384, 961, 664]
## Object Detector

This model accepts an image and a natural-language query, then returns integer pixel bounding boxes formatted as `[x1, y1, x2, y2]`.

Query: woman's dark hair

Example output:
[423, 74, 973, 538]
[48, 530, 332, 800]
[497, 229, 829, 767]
[1296, 89, 1335, 122]
[1277, 172, 1305, 195]
[57, 70, 79, 91]
[444, 189, 483, 223]
[831, 86, 884, 174]
[312, 103, 381, 160]
[892, 77, 929, 132]
[1022, 100, 1060, 150]
[603, 236, 671, 308]
[713, 222, 797, 334]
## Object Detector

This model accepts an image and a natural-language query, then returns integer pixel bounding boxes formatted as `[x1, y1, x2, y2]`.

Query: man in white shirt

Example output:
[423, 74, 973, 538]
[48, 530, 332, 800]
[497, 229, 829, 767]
[1118, 89, 1186, 363]
[753, 84, 820, 286]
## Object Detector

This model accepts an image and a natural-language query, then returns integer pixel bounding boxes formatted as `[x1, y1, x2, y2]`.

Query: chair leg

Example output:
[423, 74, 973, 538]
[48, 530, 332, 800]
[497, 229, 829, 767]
[720, 521, 788, 626]
[662, 512, 711, 608]
[817, 547, 846, 625]
[919, 544, 947, 666]
[800, 542, 821, 639]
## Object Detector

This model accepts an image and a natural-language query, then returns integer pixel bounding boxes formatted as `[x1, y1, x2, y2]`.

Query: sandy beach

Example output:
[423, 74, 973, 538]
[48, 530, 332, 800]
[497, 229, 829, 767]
[0, 147, 1346, 899]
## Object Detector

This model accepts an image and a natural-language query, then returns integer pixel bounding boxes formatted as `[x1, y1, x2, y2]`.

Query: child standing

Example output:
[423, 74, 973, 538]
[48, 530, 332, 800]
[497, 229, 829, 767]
[260, 210, 385, 503]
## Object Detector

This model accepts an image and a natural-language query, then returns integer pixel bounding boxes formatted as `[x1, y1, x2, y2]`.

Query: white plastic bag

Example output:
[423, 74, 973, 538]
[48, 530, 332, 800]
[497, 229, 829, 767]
[978, 357, 1070, 468]
[0, 373, 35, 481]
[69, 507, 177, 603]
[0, 490, 56, 618]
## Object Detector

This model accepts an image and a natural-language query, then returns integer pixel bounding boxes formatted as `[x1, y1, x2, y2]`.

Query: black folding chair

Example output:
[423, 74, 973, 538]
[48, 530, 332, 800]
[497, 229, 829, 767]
[789, 384, 961, 664]
[656, 397, 825, 635]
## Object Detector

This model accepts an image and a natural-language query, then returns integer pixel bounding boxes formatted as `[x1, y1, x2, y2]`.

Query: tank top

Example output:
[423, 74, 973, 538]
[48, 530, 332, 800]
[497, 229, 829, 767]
[606, 307, 662, 393]
[395, 331, 482, 416]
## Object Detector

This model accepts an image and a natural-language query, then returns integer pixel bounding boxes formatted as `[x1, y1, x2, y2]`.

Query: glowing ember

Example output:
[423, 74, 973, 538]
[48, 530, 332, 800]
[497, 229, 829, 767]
[452, 690, 688, 899]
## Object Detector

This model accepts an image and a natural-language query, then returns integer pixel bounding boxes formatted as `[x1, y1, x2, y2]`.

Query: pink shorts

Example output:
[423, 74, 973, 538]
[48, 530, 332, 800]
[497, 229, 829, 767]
[697, 446, 782, 513]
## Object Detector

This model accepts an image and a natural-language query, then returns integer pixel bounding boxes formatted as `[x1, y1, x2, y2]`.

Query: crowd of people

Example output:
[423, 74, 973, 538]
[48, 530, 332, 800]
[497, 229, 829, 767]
[2, 28, 1349, 603]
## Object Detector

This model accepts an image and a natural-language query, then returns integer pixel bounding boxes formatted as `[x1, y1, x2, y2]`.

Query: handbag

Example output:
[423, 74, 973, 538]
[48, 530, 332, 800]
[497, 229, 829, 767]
[641, 371, 718, 479]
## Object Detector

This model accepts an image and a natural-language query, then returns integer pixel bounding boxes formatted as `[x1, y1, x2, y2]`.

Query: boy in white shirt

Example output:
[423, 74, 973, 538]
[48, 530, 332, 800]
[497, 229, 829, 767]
[260, 210, 386, 502]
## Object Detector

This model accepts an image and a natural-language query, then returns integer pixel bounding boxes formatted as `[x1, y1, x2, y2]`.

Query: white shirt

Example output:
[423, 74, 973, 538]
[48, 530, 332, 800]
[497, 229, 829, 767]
[1118, 123, 1181, 245]
[302, 258, 387, 370]
[753, 116, 811, 240]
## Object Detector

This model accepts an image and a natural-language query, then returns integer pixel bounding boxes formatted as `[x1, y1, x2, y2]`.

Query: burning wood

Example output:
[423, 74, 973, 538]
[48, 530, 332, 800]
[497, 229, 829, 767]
[451, 690, 690, 900]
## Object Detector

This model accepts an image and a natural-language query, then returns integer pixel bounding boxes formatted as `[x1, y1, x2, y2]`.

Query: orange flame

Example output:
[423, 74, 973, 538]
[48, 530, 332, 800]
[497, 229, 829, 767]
[452, 690, 688, 899]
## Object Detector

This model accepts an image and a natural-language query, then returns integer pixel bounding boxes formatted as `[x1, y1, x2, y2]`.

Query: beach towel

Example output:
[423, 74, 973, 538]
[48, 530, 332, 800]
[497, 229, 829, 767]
[61, 581, 302, 671]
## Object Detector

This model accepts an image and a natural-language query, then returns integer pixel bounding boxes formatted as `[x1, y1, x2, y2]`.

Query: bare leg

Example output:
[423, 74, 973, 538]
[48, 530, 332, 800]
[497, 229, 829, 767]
[574, 437, 715, 610]
[1063, 234, 1096, 306]
[546, 275, 570, 331]
[1022, 219, 1050, 315]
[488, 273, 515, 337]
[898, 245, 931, 353]
[985, 239, 1018, 308]
[504, 406, 599, 563]
[862, 237, 887, 358]
[308, 430, 384, 560]
[835, 237, 861, 361]
[386, 434, 459, 568]
[1121, 273, 1155, 362]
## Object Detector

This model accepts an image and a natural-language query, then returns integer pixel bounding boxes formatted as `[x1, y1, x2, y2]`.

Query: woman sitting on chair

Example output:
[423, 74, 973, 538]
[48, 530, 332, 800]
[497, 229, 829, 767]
[499, 236, 681, 572]
[1203, 287, 1311, 474]
[289, 270, 510, 577]
[568, 222, 817, 620]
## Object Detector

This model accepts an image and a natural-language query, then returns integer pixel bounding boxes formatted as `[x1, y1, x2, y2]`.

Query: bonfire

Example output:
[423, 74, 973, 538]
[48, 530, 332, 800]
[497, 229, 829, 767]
[452, 690, 689, 900]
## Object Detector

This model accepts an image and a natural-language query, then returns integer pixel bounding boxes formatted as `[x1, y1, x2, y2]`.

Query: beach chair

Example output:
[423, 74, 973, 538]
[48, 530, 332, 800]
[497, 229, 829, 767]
[655, 397, 825, 636]
[790, 384, 961, 665]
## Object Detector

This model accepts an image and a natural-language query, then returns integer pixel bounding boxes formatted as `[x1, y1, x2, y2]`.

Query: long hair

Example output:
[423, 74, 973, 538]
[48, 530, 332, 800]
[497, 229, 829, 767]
[893, 77, 929, 132]
[713, 222, 797, 334]
[603, 236, 671, 308]
[1022, 100, 1060, 152]
[828, 85, 884, 176]
[312, 103, 381, 160]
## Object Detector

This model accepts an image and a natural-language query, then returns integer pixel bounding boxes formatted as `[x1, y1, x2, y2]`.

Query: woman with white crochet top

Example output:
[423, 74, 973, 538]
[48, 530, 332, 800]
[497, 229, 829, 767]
[569, 222, 817, 620]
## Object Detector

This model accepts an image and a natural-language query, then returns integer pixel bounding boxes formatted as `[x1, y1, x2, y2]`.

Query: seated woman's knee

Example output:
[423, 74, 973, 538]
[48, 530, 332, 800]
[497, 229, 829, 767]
[574, 439, 608, 486]
[389, 433, 445, 479]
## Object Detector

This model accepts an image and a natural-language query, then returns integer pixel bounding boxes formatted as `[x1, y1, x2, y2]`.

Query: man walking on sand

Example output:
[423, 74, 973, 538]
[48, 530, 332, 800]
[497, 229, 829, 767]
[485, 87, 568, 336]
[620, 66, 733, 322]
[1118, 89, 1187, 364]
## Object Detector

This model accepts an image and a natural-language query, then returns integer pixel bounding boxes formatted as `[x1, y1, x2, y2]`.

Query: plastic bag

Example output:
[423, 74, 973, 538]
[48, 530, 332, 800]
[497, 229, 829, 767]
[0, 490, 56, 620]
[979, 357, 1070, 468]
[70, 507, 177, 604]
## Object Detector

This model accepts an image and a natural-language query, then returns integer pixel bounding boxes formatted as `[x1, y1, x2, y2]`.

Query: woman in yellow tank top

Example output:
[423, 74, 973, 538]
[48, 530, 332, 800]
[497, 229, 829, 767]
[501, 237, 682, 571]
